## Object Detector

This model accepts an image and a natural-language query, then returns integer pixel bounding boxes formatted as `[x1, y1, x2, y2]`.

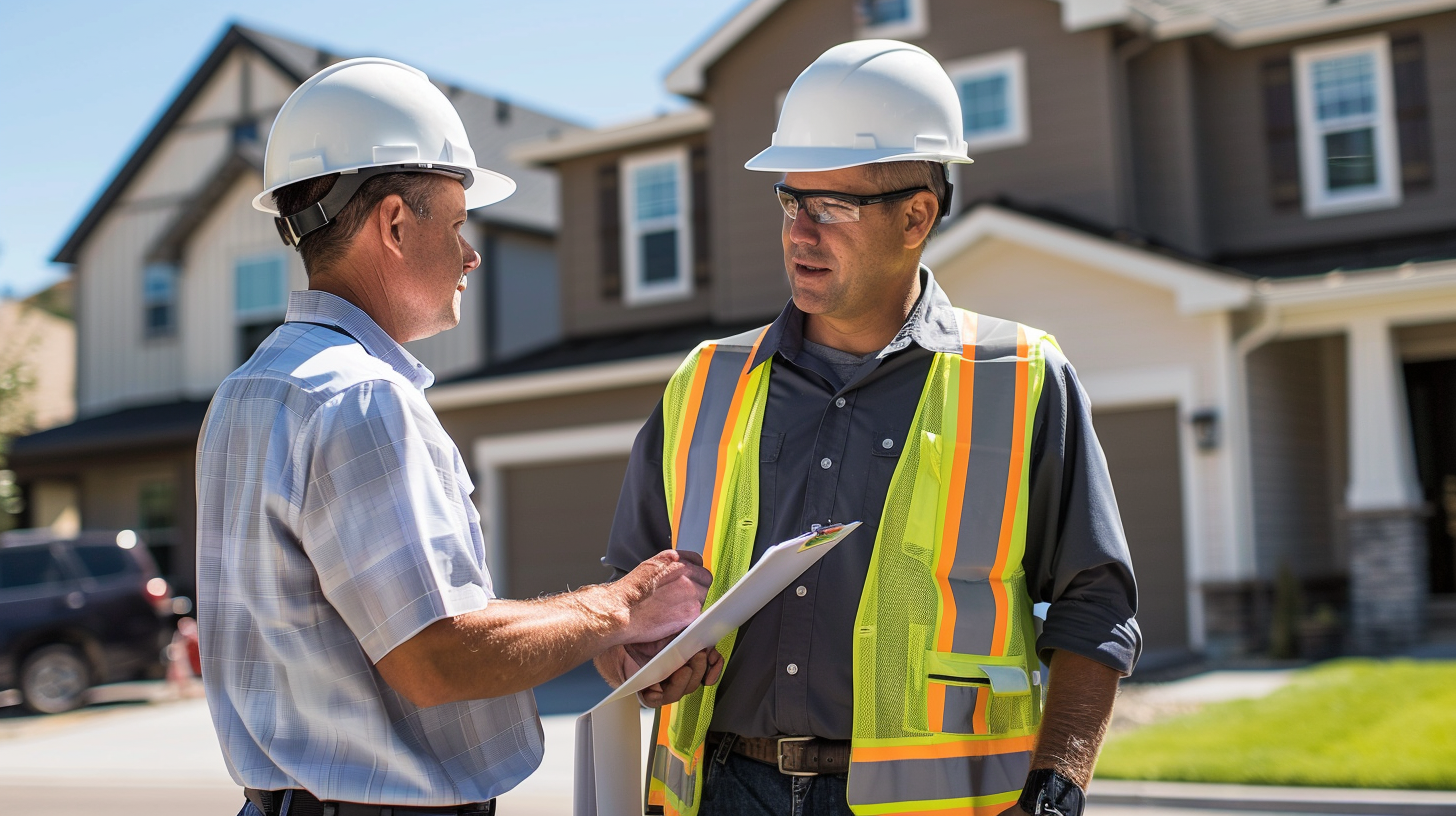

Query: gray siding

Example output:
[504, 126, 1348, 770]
[1128, 40, 1209, 256]
[1192, 11, 1456, 256]
[491, 231, 562, 361]
[702, 0, 1125, 321]
[1246, 335, 1349, 580]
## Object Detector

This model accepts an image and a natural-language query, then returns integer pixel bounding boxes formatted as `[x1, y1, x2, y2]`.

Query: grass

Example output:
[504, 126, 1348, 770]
[1095, 659, 1456, 789]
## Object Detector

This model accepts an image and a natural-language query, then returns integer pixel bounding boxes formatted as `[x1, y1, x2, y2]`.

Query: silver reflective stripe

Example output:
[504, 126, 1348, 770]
[676, 346, 749, 555]
[847, 750, 1031, 807]
[666, 751, 696, 807]
[939, 683, 982, 734]
[948, 314, 1021, 655]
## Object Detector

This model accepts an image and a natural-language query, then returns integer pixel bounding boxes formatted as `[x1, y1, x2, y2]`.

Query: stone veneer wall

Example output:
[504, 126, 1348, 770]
[1347, 509, 1429, 653]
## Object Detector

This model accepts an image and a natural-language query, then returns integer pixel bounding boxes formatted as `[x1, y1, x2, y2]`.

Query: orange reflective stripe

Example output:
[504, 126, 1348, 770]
[971, 685, 990, 734]
[700, 331, 766, 567]
[987, 325, 1028, 656]
[934, 311, 977, 655]
[851, 734, 1036, 762]
[671, 346, 716, 548]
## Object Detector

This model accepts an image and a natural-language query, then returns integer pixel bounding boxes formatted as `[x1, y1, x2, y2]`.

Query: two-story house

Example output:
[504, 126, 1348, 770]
[482, 0, 1454, 667]
[8, 24, 575, 596]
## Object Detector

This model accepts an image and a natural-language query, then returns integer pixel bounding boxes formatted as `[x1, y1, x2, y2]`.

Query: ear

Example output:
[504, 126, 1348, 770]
[374, 194, 411, 261]
[901, 191, 938, 250]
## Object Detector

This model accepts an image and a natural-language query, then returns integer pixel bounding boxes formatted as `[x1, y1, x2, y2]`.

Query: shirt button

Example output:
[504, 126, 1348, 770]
[881, 438, 894, 449]
[795, 585, 807, 597]
[835, 397, 846, 408]
[786, 663, 799, 676]
[820, 457, 832, 469]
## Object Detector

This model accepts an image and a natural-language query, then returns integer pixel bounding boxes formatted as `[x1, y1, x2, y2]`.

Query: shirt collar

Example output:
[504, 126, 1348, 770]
[752, 265, 962, 368]
[284, 290, 435, 390]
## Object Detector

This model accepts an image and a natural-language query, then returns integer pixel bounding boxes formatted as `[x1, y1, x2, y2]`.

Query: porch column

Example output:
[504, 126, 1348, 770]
[1345, 316, 1426, 653]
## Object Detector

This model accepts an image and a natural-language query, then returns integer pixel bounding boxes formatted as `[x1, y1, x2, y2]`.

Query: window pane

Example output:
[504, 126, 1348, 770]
[143, 264, 177, 305]
[139, 481, 177, 530]
[862, 0, 910, 25]
[235, 257, 287, 315]
[1324, 128, 1378, 190]
[641, 230, 679, 283]
[146, 304, 172, 333]
[0, 548, 65, 590]
[1313, 53, 1375, 122]
[634, 163, 679, 221]
[72, 545, 132, 579]
[960, 73, 1010, 136]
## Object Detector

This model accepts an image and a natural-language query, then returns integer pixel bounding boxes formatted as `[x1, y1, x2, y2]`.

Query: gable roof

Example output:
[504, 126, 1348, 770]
[665, 0, 1456, 96]
[923, 204, 1253, 314]
[54, 23, 576, 264]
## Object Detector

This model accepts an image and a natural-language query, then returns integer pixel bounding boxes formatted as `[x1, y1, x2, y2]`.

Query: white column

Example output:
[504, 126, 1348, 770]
[1345, 316, 1422, 511]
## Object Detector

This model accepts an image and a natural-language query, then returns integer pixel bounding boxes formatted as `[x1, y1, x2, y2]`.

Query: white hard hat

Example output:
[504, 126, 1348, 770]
[745, 40, 973, 173]
[252, 57, 516, 246]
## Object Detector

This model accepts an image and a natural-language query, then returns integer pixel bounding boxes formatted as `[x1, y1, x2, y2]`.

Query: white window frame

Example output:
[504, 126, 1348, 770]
[233, 253, 289, 322]
[141, 262, 179, 340]
[856, 0, 928, 40]
[944, 49, 1029, 154]
[620, 147, 693, 307]
[1293, 34, 1402, 218]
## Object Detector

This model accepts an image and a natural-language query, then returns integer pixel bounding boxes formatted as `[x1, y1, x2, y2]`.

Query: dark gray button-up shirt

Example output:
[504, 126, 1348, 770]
[604, 269, 1141, 740]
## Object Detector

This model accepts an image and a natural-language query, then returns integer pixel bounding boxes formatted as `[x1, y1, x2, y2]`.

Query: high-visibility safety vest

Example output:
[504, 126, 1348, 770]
[646, 309, 1052, 816]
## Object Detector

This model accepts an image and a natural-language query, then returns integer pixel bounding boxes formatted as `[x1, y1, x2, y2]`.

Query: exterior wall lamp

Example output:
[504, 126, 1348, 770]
[1190, 408, 1220, 451]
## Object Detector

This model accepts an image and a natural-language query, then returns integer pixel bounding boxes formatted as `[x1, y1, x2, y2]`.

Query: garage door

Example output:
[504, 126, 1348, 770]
[1092, 405, 1190, 662]
[502, 455, 630, 599]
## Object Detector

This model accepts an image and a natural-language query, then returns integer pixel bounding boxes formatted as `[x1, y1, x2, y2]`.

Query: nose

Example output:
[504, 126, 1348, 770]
[786, 210, 820, 246]
[462, 241, 482, 273]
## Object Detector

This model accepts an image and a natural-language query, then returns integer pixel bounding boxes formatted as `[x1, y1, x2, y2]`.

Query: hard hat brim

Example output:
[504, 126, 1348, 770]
[743, 146, 972, 173]
[252, 163, 517, 214]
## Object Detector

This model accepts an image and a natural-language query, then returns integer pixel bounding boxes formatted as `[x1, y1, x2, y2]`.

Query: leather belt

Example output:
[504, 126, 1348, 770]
[707, 731, 850, 776]
[245, 788, 495, 816]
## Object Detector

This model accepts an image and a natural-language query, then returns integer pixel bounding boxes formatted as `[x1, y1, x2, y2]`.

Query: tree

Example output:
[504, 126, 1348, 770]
[0, 317, 38, 532]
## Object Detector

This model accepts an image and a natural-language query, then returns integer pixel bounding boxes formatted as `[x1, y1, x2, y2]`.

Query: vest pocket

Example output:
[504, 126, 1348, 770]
[923, 651, 1034, 736]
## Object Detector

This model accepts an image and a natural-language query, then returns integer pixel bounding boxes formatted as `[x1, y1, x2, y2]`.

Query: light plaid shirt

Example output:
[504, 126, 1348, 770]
[197, 290, 542, 806]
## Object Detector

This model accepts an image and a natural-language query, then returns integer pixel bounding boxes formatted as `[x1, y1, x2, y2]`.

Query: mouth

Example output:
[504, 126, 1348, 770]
[793, 261, 832, 275]
[457, 274, 468, 293]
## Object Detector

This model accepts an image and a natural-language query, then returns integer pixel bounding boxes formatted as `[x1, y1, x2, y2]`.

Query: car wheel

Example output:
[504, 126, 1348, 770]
[20, 644, 91, 715]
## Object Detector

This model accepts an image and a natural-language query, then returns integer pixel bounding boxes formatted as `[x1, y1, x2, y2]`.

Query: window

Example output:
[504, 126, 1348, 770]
[0, 548, 65, 591]
[72, 545, 133, 579]
[856, 0, 927, 39]
[620, 148, 693, 306]
[142, 263, 178, 339]
[235, 254, 288, 362]
[1294, 35, 1402, 217]
[945, 50, 1029, 153]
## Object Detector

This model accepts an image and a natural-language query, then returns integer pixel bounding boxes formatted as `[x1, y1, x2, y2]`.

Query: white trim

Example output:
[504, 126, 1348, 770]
[621, 147, 694, 307]
[1254, 259, 1456, 308]
[666, 0, 788, 96]
[426, 353, 683, 411]
[1293, 34, 1402, 219]
[856, 0, 929, 40]
[473, 421, 643, 597]
[507, 107, 711, 166]
[943, 50, 1029, 154]
[1058, 0, 1456, 48]
[923, 205, 1253, 314]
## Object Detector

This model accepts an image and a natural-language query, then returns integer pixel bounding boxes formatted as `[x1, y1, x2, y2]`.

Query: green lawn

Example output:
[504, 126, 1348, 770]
[1095, 659, 1456, 789]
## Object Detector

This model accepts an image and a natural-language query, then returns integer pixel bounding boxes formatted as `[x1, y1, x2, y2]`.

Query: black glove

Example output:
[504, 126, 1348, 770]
[1017, 768, 1085, 816]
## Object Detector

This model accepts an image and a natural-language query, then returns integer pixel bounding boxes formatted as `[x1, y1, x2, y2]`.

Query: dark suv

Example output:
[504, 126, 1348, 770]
[0, 530, 174, 714]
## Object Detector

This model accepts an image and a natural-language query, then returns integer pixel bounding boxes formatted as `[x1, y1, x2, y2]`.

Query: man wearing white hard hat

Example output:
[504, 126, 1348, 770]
[197, 58, 720, 816]
[600, 41, 1140, 816]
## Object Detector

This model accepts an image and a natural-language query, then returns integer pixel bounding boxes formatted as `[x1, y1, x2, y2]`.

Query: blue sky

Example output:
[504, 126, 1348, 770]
[0, 0, 743, 298]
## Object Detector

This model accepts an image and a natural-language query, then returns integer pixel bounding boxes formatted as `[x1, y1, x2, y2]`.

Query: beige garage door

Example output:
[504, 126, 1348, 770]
[1092, 405, 1190, 660]
[502, 455, 630, 599]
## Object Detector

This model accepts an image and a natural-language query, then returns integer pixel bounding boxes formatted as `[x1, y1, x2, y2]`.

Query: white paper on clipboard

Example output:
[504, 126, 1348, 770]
[573, 521, 860, 816]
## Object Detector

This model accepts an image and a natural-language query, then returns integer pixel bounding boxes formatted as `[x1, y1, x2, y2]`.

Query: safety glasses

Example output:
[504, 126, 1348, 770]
[774, 183, 933, 224]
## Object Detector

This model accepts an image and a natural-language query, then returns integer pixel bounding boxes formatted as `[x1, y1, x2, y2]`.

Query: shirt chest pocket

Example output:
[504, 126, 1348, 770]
[758, 432, 784, 534]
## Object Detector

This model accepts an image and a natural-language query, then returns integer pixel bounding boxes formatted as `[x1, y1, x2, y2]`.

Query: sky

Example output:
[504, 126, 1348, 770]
[0, 0, 745, 298]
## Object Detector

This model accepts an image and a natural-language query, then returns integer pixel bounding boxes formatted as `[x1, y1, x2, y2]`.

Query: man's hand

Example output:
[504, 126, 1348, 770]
[609, 550, 714, 646]
[595, 636, 725, 707]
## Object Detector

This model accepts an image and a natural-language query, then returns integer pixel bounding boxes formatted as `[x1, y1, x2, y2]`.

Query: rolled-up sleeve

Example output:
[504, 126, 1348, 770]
[1023, 342, 1142, 675]
[603, 401, 673, 580]
[296, 380, 491, 663]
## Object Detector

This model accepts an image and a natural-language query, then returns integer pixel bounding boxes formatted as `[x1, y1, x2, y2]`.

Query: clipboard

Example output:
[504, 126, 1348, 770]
[573, 521, 860, 816]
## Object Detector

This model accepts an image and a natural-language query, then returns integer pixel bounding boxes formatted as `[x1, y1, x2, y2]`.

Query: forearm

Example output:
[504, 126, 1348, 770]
[1029, 649, 1121, 789]
[380, 584, 629, 706]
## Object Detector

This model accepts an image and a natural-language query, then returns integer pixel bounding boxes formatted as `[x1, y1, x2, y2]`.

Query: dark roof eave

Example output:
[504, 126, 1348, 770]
[7, 400, 211, 468]
[52, 24, 306, 265]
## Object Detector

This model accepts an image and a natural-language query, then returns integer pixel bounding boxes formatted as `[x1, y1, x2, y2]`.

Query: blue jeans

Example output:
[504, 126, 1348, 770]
[699, 742, 852, 816]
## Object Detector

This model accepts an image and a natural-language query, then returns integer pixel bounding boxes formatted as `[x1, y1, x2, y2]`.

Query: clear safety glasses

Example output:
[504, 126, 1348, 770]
[774, 183, 933, 224]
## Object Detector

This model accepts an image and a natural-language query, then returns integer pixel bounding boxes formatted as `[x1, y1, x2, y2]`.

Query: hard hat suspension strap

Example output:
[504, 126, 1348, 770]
[274, 165, 471, 249]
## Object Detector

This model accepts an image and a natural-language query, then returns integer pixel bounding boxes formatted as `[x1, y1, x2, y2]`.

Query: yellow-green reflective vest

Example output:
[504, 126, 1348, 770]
[647, 309, 1052, 816]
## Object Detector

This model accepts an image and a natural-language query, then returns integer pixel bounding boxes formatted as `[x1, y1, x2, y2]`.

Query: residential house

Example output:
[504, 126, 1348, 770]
[9, 24, 574, 595]
[493, 0, 1456, 666]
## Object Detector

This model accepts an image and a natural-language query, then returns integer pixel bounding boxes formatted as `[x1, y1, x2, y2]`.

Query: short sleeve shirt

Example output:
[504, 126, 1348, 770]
[197, 291, 542, 806]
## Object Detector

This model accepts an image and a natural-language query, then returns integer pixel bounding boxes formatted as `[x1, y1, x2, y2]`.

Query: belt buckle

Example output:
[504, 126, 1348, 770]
[776, 735, 818, 777]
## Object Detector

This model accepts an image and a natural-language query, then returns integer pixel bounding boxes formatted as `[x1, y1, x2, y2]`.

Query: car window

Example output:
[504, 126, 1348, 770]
[0, 548, 67, 590]
[71, 545, 134, 579]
